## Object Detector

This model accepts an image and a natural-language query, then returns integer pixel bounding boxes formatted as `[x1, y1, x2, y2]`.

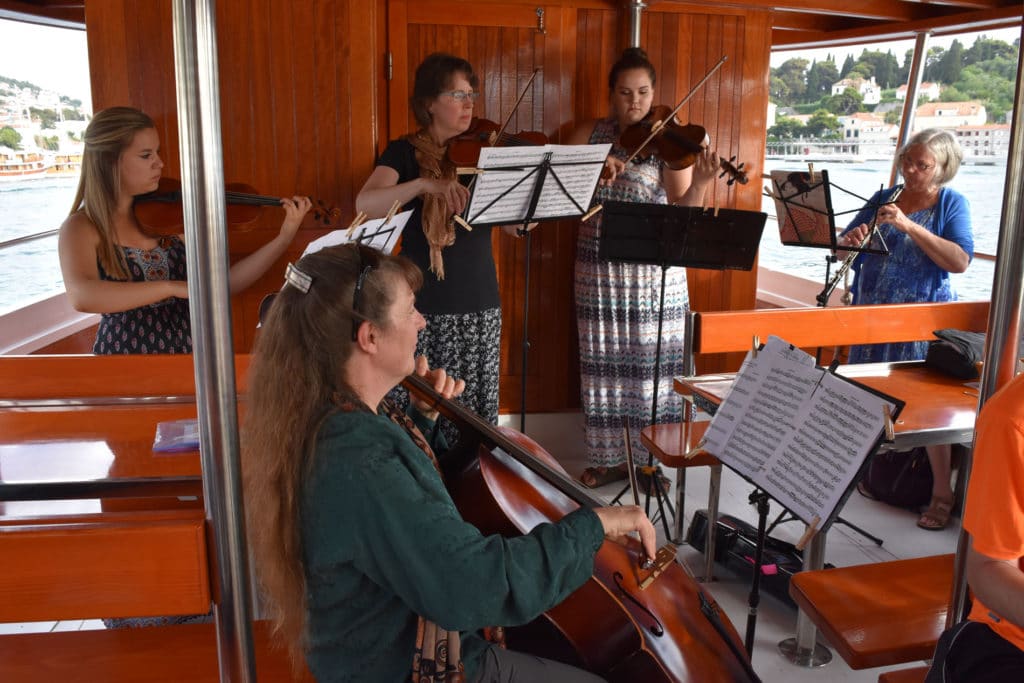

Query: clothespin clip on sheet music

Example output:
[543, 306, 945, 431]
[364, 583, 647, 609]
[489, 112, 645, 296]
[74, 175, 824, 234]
[383, 200, 402, 224]
[795, 515, 821, 551]
[684, 436, 708, 460]
[346, 211, 367, 237]
[752, 335, 760, 359]
[883, 404, 895, 442]
[452, 215, 473, 232]
[581, 204, 603, 222]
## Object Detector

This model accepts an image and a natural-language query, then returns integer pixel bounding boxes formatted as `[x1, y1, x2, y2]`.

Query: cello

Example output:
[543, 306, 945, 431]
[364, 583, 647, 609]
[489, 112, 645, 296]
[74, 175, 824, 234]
[403, 374, 760, 682]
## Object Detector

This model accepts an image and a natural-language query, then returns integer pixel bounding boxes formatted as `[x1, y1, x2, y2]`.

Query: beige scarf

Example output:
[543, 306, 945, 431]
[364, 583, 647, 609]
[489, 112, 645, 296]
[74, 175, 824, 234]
[406, 130, 457, 280]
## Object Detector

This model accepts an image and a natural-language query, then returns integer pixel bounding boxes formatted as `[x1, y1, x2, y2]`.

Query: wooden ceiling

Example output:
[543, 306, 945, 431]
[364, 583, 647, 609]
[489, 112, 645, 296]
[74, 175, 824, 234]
[2, 0, 1021, 50]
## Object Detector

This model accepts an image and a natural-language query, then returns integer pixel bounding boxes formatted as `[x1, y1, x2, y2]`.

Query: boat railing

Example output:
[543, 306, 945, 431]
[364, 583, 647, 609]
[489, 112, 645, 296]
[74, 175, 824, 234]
[0, 228, 58, 252]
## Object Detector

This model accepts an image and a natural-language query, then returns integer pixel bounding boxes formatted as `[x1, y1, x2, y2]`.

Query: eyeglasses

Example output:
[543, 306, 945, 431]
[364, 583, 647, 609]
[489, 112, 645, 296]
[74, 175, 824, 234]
[900, 155, 936, 173]
[350, 248, 375, 341]
[442, 90, 479, 103]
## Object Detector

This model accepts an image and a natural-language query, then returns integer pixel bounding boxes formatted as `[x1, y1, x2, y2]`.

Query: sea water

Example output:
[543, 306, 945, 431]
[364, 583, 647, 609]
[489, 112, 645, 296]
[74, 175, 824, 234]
[0, 160, 1009, 314]
[761, 158, 1004, 302]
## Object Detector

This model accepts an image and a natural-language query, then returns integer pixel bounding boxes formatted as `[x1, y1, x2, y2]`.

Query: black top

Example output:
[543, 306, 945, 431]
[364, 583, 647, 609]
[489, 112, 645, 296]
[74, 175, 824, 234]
[378, 139, 500, 315]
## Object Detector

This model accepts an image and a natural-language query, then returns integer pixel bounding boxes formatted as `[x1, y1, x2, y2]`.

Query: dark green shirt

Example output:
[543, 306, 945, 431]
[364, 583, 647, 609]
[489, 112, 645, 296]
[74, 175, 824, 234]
[300, 409, 604, 683]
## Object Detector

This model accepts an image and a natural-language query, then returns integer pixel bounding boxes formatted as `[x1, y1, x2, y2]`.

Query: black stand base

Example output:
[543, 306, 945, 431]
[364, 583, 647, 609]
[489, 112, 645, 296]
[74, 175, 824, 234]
[766, 509, 884, 547]
[744, 490, 771, 658]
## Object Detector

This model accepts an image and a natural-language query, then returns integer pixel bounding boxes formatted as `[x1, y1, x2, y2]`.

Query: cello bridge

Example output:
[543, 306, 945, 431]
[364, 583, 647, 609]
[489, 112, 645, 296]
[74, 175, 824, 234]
[638, 544, 677, 590]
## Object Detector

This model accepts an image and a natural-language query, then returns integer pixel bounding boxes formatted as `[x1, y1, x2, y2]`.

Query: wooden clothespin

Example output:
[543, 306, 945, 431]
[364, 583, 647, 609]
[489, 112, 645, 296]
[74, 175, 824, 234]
[345, 211, 367, 237]
[683, 437, 708, 460]
[752, 334, 760, 359]
[452, 215, 473, 232]
[883, 404, 895, 441]
[383, 200, 402, 224]
[795, 515, 821, 551]
[581, 204, 603, 222]
[456, 166, 484, 176]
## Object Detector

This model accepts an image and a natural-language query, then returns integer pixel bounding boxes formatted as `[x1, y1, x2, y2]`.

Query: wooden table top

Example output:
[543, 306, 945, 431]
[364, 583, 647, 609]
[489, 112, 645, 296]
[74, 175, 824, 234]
[675, 360, 979, 450]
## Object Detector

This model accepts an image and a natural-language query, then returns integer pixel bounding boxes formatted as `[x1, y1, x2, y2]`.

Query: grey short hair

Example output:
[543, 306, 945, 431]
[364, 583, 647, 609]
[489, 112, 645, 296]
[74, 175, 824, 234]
[900, 128, 962, 185]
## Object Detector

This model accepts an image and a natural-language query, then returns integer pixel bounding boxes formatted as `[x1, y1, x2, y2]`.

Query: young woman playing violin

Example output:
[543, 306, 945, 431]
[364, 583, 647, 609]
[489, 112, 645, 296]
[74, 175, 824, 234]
[244, 242, 656, 683]
[58, 106, 311, 354]
[568, 48, 720, 490]
[356, 53, 504, 441]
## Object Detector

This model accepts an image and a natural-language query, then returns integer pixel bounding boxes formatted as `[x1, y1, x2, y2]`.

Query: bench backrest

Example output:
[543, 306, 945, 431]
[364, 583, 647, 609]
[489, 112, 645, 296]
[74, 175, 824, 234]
[694, 301, 989, 355]
[0, 353, 252, 401]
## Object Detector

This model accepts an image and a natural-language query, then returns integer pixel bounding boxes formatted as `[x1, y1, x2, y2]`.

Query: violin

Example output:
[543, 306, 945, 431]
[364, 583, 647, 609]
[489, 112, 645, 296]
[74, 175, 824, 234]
[618, 105, 749, 186]
[133, 177, 340, 236]
[402, 374, 760, 682]
[446, 117, 548, 168]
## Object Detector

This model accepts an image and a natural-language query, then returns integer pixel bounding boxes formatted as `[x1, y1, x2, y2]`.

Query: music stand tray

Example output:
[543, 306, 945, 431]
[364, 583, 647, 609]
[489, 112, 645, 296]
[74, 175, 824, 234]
[598, 201, 767, 270]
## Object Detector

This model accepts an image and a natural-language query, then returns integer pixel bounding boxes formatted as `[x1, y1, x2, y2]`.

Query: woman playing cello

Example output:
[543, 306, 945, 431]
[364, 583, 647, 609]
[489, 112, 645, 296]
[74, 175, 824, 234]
[242, 242, 656, 683]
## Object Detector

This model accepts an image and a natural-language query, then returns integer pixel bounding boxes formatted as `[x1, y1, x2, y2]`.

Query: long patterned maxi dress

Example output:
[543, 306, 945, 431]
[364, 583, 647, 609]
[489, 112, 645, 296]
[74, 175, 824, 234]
[575, 117, 688, 468]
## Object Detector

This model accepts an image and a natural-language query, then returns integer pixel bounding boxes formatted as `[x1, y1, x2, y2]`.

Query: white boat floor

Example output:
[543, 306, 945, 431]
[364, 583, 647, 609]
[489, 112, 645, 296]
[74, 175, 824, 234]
[0, 411, 962, 683]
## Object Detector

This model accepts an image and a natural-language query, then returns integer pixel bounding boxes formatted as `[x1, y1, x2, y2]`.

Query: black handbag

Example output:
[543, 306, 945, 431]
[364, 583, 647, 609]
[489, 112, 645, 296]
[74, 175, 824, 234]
[860, 447, 934, 509]
[925, 328, 985, 379]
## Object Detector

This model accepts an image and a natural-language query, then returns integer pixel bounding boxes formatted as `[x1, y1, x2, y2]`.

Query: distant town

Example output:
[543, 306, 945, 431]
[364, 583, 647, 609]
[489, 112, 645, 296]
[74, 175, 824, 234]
[0, 75, 89, 180]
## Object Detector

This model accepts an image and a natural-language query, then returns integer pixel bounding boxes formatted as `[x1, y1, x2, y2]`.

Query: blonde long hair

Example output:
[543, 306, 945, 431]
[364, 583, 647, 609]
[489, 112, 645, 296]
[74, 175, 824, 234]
[70, 106, 156, 280]
[242, 243, 422, 665]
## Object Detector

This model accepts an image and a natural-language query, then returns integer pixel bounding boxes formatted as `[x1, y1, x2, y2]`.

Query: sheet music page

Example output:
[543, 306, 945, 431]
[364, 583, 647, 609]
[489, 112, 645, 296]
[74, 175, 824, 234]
[703, 335, 895, 526]
[301, 209, 412, 257]
[466, 143, 610, 224]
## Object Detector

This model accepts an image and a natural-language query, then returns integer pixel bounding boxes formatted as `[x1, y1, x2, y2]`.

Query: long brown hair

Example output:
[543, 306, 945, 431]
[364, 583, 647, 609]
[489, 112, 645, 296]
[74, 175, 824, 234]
[241, 243, 422, 664]
[69, 106, 157, 280]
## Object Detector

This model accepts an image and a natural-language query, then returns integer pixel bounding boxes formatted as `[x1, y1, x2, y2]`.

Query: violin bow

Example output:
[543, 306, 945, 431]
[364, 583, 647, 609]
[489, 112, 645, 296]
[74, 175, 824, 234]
[619, 55, 728, 168]
[492, 68, 540, 148]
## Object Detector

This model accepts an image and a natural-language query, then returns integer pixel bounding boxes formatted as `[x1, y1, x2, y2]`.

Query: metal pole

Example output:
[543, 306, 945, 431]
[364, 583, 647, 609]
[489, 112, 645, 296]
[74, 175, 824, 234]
[890, 31, 930, 186]
[171, 1, 255, 680]
[949, 25, 1024, 625]
[627, 1, 646, 48]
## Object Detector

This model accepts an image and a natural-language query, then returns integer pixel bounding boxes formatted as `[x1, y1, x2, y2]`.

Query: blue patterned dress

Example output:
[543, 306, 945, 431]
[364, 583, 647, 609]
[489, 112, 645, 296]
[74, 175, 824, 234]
[847, 187, 971, 363]
[575, 117, 688, 467]
[93, 236, 192, 355]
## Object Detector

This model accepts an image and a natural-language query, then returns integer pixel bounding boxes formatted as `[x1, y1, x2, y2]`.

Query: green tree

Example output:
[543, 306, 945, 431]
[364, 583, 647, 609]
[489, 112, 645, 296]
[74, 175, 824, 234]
[840, 54, 855, 78]
[824, 87, 863, 115]
[768, 116, 805, 140]
[806, 109, 841, 138]
[34, 135, 60, 151]
[806, 58, 839, 102]
[771, 58, 809, 106]
[29, 107, 59, 130]
[964, 35, 1017, 66]
[923, 46, 947, 83]
[937, 40, 964, 84]
[0, 126, 22, 150]
[884, 110, 900, 125]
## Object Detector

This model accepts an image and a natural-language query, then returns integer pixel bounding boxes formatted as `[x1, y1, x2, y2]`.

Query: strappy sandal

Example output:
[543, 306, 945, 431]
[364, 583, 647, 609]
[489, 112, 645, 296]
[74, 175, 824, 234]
[580, 465, 628, 489]
[636, 468, 671, 495]
[917, 495, 954, 531]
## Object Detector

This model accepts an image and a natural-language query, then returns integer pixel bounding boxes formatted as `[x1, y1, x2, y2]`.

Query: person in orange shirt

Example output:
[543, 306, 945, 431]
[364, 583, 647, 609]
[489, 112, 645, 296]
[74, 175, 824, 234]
[926, 370, 1024, 681]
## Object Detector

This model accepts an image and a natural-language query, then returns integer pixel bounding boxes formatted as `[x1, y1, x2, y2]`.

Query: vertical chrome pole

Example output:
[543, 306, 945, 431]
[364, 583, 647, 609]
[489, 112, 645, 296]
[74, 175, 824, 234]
[949, 26, 1024, 625]
[171, 0, 255, 680]
[890, 31, 930, 186]
[627, 1, 647, 48]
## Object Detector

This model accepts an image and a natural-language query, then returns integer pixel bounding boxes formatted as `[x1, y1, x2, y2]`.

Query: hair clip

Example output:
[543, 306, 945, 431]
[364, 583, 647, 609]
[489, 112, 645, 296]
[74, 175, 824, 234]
[284, 262, 313, 293]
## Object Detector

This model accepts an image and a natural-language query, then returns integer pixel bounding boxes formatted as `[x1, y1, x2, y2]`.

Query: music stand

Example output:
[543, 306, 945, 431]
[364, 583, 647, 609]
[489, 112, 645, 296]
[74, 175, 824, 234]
[463, 143, 610, 432]
[767, 169, 890, 307]
[599, 200, 767, 540]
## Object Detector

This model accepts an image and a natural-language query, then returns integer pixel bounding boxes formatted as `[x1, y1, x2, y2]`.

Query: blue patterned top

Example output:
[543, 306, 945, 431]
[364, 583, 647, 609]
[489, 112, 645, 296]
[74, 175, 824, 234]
[844, 186, 973, 363]
[94, 236, 192, 354]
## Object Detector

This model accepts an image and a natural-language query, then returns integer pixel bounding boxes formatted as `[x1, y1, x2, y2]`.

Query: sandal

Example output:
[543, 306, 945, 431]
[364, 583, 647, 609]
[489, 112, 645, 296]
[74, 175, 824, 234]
[580, 465, 628, 489]
[856, 481, 879, 501]
[917, 495, 954, 531]
[635, 467, 671, 496]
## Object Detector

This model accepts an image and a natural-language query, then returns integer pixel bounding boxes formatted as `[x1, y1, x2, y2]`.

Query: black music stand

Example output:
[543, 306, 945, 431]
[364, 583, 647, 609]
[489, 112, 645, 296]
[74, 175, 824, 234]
[463, 145, 607, 432]
[768, 169, 890, 308]
[599, 200, 767, 540]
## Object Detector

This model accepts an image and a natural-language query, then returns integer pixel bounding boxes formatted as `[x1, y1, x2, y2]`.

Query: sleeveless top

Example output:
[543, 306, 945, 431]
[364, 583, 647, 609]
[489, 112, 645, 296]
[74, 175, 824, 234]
[93, 236, 192, 354]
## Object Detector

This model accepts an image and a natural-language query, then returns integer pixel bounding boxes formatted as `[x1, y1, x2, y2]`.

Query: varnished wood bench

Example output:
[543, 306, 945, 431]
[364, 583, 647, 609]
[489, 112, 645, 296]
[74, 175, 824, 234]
[788, 554, 953, 669]
[878, 665, 931, 683]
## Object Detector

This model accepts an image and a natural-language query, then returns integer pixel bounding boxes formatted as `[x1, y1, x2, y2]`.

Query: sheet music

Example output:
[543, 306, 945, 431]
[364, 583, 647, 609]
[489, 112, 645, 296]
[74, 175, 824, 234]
[466, 143, 610, 225]
[703, 335, 897, 527]
[301, 209, 412, 257]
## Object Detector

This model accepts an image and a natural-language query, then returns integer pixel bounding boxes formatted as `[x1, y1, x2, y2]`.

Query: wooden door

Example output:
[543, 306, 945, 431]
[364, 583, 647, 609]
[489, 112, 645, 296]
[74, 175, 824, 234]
[386, 1, 580, 414]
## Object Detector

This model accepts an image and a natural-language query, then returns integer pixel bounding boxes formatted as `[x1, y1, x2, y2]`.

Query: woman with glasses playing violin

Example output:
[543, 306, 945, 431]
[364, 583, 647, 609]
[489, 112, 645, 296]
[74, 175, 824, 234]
[567, 48, 720, 492]
[244, 242, 655, 683]
[841, 128, 973, 531]
[356, 52, 502, 444]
